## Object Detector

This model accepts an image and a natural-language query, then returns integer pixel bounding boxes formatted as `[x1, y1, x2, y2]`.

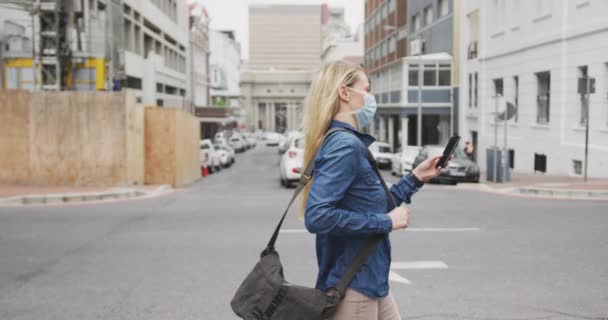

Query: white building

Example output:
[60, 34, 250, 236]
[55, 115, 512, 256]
[188, 3, 211, 108]
[122, 0, 189, 109]
[209, 30, 241, 109]
[459, 0, 608, 177]
[241, 4, 321, 133]
[321, 5, 363, 64]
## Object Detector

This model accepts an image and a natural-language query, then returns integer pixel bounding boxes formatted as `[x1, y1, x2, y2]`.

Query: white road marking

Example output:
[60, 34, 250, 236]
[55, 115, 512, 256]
[280, 228, 480, 234]
[389, 271, 411, 284]
[391, 261, 448, 270]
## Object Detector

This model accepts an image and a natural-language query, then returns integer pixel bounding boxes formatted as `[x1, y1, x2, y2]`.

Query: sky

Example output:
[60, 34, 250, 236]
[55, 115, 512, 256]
[193, 0, 364, 60]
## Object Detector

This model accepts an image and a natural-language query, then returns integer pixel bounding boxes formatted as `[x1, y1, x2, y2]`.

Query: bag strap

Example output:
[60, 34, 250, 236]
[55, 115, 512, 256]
[265, 127, 347, 251]
[263, 127, 398, 298]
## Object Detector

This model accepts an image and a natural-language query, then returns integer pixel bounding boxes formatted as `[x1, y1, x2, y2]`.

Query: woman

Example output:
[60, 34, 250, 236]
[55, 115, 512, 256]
[301, 61, 444, 320]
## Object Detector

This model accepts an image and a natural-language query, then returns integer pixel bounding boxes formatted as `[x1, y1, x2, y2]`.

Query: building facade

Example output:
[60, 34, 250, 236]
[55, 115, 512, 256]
[459, 0, 608, 177]
[188, 3, 211, 109]
[321, 5, 364, 64]
[1, 0, 190, 111]
[209, 30, 241, 109]
[241, 4, 321, 133]
[365, 0, 457, 151]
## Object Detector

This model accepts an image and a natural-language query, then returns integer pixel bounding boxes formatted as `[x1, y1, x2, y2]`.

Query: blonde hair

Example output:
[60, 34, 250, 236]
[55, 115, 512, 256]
[299, 61, 364, 217]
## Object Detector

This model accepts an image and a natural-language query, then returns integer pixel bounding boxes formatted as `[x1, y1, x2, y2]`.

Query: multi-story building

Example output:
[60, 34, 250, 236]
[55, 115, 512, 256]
[1, 0, 190, 110]
[209, 30, 241, 109]
[321, 4, 364, 64]
[188, 2, 211, 109]
[364, 0, 456, 151]
[459, 0, 608, 177]
[241, 4, 321, 133]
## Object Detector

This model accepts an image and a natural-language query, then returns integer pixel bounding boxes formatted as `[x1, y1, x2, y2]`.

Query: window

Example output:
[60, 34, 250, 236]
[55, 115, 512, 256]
[424, 6, 433, 26]
[438, 64, 451, 86]
[389, 36, 396, 53]
[493, 78, 504, 96]
[409, 65, 419, 86]
[513, 76, 519, 122]
[536, 71, 551, 124]
[423, 64, 437, 86]
[413, 14, 420, 32]
[388, 0, 396, 12]
[468, 74, 473, 108]
[578, 65, 589, 126]
[439, 0, 449, 17]
[474, 72, 478, 107]
[382, 3, 388, 19]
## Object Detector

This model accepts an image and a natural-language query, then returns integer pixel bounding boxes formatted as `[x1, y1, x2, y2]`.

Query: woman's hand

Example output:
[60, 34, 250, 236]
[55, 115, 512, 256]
[388, 207, 410, 230]
[412, 155, 445, 182]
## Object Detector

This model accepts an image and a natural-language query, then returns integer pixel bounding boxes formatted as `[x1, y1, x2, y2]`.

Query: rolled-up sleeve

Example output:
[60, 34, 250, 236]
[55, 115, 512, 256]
[390, 174, 420, 205]
[305, 136, 393, 235]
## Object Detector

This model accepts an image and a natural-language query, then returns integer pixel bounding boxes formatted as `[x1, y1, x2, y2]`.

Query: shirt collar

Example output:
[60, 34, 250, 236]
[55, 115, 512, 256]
[330, 120, 376, 147]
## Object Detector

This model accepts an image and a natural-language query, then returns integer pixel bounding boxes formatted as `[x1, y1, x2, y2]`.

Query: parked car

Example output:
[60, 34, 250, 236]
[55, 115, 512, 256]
[242, 132, 257, 148]
[213, 143, 235, 167]
[265, 132, 283, 147]
[279, 133, 305, 188]
[229, 135, 246, 153]
[279, 131, 301, 154]
[200, 139, 222, 173]
[369, 142, 393, 169]
[412, 145, 480, 184]
[391, 146, 422, 176]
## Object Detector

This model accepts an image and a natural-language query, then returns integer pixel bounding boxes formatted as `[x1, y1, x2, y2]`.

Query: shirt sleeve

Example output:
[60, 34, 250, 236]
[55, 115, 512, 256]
[389, 174, 420, 206]
[305, 135, 393, 236]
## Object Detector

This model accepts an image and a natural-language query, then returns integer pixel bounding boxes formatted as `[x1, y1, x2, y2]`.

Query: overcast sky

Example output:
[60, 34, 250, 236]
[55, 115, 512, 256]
[193, 0, 364, 60]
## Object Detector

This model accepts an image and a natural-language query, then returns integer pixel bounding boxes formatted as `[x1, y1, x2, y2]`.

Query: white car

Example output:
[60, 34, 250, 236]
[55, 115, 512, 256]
[279, 131, 301, 154]
[213, 143, 235, 167]
[265, 132, 283, 147]
[200, 139, 222, 173]
[229, 135, 246, 153]
[392, 146, 422, 176]
[369, 142, 393, 169]
[279, 134, 305, 188]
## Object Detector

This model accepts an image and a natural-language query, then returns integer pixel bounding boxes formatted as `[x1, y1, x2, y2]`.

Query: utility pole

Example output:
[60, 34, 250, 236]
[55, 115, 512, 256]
[578, 75, 595, 182]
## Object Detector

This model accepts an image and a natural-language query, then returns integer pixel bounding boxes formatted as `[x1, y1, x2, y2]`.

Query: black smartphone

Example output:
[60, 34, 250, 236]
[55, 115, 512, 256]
[437, 135, 461, 168]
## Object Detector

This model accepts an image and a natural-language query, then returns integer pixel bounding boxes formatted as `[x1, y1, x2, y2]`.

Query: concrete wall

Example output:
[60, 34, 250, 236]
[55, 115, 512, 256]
[0, 89, 145, 186]
[144, 107, 200, 186]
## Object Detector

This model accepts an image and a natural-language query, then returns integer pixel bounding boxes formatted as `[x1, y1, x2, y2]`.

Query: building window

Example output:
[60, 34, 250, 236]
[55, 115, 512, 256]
[439, 0, 449, 17]
[513, 76, 519, 122]
[424, 6, 433, 26]
[438, 64, 450, 86]
[493, 78, 504, 96]
[423, 64, 437, 86]
[474, 72, 478, 107]
[413, 14, 420, 32]
[468, 74, 473, 108]
[578, 65, 589, 126]
[388, 0, 396, 12]
[382, 3, 388, 19]
[409, 65, 419, 86]
[536, 71, 551, 124]
[389, 36, 396, 53]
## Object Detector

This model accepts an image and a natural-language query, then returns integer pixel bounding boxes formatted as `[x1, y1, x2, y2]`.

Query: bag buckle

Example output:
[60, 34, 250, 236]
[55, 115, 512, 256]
[299, 173, 312, 185]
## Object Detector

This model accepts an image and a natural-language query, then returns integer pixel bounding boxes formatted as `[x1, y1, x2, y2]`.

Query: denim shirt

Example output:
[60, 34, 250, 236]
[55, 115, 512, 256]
[304, 120, 421, 299]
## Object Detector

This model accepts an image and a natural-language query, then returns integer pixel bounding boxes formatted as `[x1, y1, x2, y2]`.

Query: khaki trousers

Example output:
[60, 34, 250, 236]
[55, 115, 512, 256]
[333, 289, 401, 320]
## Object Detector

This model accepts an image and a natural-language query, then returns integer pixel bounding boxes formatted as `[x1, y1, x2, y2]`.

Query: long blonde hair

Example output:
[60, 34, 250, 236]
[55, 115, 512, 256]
[299, 61, 363, 217]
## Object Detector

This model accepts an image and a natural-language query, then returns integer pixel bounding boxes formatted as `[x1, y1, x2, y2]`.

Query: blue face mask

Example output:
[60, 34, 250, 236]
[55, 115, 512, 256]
[341, 87, 377, 129]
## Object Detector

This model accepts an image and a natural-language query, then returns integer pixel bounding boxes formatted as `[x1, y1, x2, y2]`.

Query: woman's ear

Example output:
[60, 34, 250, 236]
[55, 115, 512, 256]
[337, 85, 350, 103]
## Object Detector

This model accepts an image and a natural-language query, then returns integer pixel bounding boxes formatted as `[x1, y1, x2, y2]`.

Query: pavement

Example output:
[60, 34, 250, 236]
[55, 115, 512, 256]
[0, 184, 174, 206]
[0, 144, 607, 320]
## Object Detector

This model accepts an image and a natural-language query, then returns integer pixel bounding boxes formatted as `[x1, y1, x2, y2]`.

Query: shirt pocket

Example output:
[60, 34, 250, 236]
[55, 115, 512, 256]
[359, 171, 386, 202]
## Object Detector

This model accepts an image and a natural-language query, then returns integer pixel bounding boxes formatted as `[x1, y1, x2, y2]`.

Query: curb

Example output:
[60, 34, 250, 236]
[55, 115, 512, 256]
[0, 185, 173, 206]
[517, 187, 608, 199]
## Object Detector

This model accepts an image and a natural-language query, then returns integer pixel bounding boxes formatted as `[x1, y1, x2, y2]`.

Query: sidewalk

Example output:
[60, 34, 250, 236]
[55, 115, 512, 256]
[458, 172, 608, 200]
[0, 184, 173, 206]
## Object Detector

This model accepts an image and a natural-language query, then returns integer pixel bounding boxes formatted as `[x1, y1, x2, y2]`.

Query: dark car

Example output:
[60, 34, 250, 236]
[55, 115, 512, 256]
[412, 145, 480, 184]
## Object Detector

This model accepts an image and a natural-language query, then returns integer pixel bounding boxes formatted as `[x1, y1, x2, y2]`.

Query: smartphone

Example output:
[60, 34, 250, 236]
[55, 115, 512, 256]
[437, 135, 461, 168]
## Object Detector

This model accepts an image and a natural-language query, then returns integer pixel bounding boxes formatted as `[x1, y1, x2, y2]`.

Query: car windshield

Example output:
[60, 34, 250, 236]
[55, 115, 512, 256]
[294, 138, 305, 149]
[425, 146, 468, 160]
[378, 145, 391, 153]
[231, 138, 239, 142]
[200, 144, 209, 150]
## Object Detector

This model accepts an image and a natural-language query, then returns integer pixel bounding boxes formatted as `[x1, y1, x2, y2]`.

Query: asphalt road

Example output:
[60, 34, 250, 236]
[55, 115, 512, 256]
[1, 144, 607, 320]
